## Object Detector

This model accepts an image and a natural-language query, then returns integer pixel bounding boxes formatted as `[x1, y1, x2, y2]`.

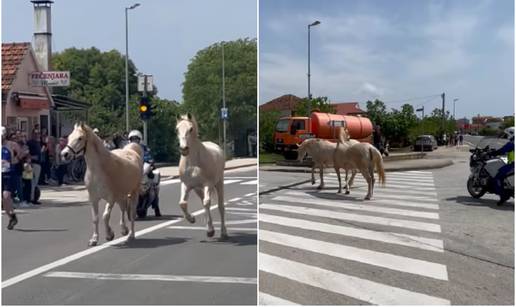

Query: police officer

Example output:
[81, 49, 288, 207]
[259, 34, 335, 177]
[493, 136, 514, 205]
[128, 130, 161, 216]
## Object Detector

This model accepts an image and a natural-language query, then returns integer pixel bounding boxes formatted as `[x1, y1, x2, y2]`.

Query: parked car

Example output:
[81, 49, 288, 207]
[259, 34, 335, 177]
[414, 135, 438, 151]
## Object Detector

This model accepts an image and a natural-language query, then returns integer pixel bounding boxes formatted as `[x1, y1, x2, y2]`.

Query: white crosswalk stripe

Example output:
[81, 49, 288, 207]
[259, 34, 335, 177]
[259, 171, 450, 305]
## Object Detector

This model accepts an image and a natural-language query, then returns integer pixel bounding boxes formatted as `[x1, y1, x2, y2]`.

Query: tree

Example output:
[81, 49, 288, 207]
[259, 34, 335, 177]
[182, 38, 257, 151]
[366, 99, 387, 127]
[294, 96, 336, 116]
[259, 110, 280, 152]
[52, 47, 180, 162]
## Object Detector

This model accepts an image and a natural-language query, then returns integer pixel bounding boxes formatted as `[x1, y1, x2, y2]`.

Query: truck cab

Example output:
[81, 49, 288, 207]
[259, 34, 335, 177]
[274, 117, 311, 158]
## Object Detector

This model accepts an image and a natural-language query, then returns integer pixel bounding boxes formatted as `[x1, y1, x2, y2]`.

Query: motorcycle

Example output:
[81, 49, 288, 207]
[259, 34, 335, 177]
[467, 139, 514, 202]
[136, 160, 161, 218]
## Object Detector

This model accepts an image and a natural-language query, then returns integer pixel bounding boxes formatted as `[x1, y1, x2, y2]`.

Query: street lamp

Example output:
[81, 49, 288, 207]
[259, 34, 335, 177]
[453, 98, 459, 119]
[125, 3, 140, 132]
[307, 20, 320, 116]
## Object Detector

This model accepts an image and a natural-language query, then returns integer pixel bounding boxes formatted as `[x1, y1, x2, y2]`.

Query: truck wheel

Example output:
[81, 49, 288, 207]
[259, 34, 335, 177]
[467, 176, 486, 199]
[284, 151, 298, 160]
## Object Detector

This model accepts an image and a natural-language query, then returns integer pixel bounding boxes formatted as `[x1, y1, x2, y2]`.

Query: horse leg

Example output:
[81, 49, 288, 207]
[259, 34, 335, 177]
[216, 180, 227, 239]
[202, 185, 215, 238]
[311, 166, 316, 185]
[119, 202, 129, 236]
[179, 182, 195, 223]
[127, 191, 137, 241]
[89, 198, 100, 246]
[348, 170, 357, 188]
[369, 163, 375, 199]
[362, 168, 373, 200]
[335, 167, 342, 193]
[103, 201, 115, 241]
[317, 166, 324, 190]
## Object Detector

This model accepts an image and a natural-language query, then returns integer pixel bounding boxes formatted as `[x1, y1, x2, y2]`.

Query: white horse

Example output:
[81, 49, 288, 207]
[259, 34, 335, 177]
[333, 127, 385, 199]
[61, 123, 143, 246]
[176, 113, 227, 239]
[296, 137, 358, 190]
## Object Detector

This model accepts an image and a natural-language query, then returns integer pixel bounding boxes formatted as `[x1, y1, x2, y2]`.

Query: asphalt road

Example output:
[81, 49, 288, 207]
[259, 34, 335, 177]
[2, 166, 257, 305]
[259, 151, 514, 305]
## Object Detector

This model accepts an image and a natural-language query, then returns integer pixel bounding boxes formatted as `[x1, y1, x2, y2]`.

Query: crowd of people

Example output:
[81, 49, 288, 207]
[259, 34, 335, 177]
[1, 125, 75, 210]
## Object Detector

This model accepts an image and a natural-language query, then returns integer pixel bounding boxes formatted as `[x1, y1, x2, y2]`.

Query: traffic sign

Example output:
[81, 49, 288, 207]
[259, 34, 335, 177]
[138, 75, 153, 92]
[221, 107, 228, 120]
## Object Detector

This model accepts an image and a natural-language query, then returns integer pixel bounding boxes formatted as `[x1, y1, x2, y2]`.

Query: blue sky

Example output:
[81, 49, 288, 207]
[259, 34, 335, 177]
[2, 0, 257, 102]
[260, 0, 514, 119]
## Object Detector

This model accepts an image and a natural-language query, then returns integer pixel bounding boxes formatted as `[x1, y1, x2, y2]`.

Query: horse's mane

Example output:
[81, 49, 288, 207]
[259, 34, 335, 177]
[337, 127, 351, 143]
[179, 114, 199, 136]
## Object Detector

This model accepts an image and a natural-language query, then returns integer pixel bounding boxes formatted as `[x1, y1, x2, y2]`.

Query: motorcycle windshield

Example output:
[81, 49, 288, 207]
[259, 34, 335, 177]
[475, 136, 509, 151]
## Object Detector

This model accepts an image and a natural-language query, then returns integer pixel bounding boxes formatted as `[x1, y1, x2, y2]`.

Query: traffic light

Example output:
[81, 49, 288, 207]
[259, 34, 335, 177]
[138, 96, 153, 120]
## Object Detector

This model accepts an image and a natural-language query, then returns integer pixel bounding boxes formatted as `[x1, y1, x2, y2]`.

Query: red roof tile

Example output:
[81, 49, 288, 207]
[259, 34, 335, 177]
[2, 42, 31, 93]
[259, 94, 303, 113]
[331, 102, 366, 115]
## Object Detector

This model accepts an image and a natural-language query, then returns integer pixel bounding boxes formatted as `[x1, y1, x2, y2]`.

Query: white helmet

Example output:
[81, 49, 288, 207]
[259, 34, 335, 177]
[128, 130, 143, 143]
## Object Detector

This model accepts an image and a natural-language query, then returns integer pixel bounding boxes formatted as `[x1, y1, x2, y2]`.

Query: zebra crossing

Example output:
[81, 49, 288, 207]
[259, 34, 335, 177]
[259, 170, 451, 305]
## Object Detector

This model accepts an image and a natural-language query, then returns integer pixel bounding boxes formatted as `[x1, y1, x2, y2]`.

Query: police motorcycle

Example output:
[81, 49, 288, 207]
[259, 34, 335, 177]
[467, 137, 514, 201]
[126, 130, 162, 218]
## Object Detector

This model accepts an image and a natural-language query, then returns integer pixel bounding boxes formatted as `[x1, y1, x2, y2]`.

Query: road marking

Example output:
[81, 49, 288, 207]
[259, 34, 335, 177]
[260, 214, 443, 252]
[351, 178, 435, 187]
[285, 191, 439, 210]
[225, 176, 257, 179]
[168, 226, 256, 232]
[241, 179, 257, 185]
[260, 230, 448, 280]
[259, 292, 298, 305]
[260, 253, 450, 305]
[273, 195, 439, 219]
[44, 271, 256, 285]
[226, 207, 256, 212]
[215, 219, 256, 225]
[260, 204, 441, 233]
[228, 197, 242, 202]
[224, 179, 242, 184]
[244, 192, 256, 197]
[2, 203, 221, 289]
[160, 179, 181, 186]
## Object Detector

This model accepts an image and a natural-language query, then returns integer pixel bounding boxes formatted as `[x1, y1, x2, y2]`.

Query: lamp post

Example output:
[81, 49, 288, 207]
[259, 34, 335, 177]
[125, 3, 140, 132]
[453, 98, 459, 119]
[307, 20, 320, 116]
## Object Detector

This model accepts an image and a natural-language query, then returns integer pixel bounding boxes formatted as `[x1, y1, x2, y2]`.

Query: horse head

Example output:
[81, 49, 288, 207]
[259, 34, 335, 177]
[176, 113, 199, 156]
[61, 122, 90, 162]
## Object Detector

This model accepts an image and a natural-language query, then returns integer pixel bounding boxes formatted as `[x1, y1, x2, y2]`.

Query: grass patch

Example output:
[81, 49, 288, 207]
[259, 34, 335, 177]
[259, 152, 283, 164]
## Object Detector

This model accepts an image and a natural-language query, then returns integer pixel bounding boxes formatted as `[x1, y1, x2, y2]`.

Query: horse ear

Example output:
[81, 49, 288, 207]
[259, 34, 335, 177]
[296, 143, 301, 148]
[176, 114, 181, 120]
[80, 122, 85, 129]
[187, 112, 192, 120]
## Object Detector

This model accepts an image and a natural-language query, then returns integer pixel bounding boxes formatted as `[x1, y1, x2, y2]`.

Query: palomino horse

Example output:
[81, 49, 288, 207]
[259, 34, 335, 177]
[61, 123, 143, 246]
[333, 127, 385, 199]
[176, 113, 227, 239]
[296, 137, 358, 190]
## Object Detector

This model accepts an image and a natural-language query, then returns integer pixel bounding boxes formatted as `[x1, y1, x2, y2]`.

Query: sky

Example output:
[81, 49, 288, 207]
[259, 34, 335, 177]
[260, 0, 515, 119]
[2, 0, 257, 102]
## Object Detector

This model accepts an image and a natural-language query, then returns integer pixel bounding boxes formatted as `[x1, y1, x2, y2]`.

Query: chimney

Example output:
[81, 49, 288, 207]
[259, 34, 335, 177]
[31, 0, 53, 71]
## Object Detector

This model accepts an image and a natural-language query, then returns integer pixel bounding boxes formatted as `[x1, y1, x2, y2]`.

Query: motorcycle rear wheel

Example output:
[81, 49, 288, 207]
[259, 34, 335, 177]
[467, 176, 487, 199]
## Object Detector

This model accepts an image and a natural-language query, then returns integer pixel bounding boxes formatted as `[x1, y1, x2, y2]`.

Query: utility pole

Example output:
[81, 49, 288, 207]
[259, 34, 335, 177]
[142, 74, 148, 145]
[307, 20, 320, 117]
[441, 92, 446, 141]
[222, 43, 227, 159]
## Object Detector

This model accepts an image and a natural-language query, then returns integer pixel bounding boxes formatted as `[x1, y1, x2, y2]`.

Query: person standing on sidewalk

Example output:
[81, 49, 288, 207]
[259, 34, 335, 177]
[21, 156, 33, 207]
[2, 127, 18, 229]
[55, 137, 70, 186]
[26, 129, 42, 204]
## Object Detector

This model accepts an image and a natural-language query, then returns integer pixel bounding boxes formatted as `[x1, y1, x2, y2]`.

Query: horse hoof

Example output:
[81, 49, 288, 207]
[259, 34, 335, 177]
[364, 196, 371, 200]
[317, 186, 323, 190]
[220, 233, 229, 240]
[345, 191, 350, 195]
[106, 232, 115, 241]
[121, 227, 129, 236]
[187, 216, 196, 224]
[207, 229, 215, 237]
[88, 240, 98, 247]
[126, 234, 135, 242]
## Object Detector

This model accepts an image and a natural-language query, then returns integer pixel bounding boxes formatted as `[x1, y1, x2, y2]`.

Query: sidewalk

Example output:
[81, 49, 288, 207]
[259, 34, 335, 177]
[260, 146, 466, 174]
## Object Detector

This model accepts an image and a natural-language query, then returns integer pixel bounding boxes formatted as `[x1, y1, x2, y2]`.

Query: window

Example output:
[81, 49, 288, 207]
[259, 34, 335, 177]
[276, 119, 289, 132]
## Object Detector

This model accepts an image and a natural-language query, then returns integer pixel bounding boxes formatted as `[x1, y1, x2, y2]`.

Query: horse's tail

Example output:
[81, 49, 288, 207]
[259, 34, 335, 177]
[370, 146, 386, 186]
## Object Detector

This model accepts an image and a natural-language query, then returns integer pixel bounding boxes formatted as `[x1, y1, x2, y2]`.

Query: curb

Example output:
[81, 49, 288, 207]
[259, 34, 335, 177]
[259, 159, 454, 174]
